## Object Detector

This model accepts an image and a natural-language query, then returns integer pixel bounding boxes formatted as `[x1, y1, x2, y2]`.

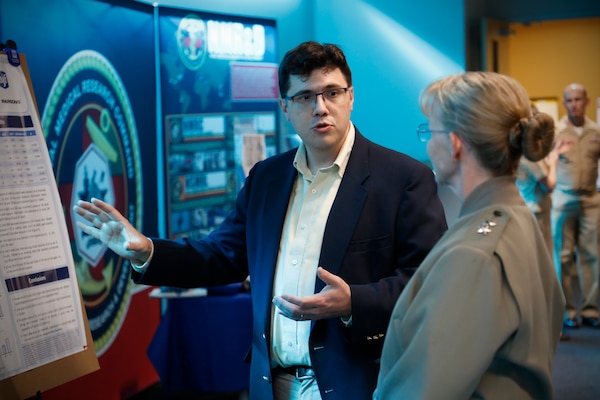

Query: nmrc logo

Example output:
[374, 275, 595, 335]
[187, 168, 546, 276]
[70, 144, 115, 266]
[176, 15, 207, 70]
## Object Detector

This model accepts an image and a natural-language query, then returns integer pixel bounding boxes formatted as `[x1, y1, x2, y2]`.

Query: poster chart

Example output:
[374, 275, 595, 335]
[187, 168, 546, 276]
[0, 54, 90, 382]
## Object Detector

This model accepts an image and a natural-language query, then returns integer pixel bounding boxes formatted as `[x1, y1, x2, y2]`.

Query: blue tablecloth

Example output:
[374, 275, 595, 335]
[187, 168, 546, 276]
[147, 288, 252, 394]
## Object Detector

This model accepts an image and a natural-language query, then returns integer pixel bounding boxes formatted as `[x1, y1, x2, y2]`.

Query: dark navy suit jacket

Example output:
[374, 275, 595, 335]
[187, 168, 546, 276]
[133, 128, 447, 399]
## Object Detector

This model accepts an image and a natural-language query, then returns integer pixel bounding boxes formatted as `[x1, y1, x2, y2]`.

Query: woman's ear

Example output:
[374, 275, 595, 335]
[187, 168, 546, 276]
[449, 132, 463, 162]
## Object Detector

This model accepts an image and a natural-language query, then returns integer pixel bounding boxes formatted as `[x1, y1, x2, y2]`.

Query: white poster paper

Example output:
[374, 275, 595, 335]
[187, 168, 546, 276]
[0, 55, 88, 381]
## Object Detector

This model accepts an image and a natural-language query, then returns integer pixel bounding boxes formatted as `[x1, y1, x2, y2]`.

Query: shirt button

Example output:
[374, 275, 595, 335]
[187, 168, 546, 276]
[300, 224, 306, 230]
[311, 189, 317, 194]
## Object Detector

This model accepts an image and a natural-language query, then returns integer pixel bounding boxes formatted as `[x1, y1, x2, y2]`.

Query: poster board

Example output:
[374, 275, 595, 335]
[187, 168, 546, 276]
[0, 52, 99, 400]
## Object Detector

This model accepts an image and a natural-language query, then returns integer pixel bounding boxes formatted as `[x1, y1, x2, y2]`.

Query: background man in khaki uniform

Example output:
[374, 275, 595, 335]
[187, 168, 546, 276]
[552, 83, 600, 329]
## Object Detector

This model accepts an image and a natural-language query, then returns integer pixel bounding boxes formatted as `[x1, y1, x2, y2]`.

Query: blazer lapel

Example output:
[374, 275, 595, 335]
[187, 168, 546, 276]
[251, 153, 297, 312]
[316, 131, 370, 292]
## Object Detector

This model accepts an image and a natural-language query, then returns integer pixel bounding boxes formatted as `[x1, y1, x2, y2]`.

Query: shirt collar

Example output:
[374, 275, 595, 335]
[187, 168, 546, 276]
[293, 122, 355, 178]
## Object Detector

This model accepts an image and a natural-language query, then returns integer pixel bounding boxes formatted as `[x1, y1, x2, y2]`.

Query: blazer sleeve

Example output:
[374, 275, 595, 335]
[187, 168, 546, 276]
[131, 149, 296, 289]
[344, 149, 448, 343]
[131, 166, 255, 288]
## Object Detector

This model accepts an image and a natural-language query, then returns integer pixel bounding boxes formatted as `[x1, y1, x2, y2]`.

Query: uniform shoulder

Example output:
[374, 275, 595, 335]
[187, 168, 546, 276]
[457, 206, 511, 255]
[555, 116, 570, 132]
[585, 117, 600, 132]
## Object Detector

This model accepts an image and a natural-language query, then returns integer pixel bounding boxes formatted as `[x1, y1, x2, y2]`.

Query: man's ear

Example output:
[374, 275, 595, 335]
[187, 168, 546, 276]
[449, 132, 463, 162]
[279, 98, 290, 121]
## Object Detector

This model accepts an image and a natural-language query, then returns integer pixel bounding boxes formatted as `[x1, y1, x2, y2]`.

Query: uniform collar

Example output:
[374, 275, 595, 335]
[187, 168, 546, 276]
[460, 176, 523, 217]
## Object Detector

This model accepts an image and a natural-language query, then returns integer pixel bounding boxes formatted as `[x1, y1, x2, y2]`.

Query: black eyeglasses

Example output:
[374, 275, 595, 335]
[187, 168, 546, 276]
[285, 87, 349, 106]
[417, 123, 450, 142]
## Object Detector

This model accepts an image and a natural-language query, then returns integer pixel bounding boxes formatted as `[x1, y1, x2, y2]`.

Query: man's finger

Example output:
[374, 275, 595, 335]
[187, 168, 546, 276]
[77, 221, 100, 240]
[317, 266, 338, 285]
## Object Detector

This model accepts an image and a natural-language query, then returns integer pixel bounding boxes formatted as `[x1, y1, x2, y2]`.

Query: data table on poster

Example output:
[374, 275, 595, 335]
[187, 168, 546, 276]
[0, 129, 49, 187]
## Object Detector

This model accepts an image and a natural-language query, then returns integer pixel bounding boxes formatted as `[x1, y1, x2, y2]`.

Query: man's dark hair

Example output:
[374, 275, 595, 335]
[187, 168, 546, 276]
[278, 41, 352, 98]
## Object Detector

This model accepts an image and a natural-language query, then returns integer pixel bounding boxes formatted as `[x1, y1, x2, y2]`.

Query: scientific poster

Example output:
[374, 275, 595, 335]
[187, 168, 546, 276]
[0, 53, 96, 391]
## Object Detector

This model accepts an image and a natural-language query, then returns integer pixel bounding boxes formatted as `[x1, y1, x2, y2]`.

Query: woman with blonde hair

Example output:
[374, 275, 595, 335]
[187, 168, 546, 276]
[374, 72, 565, 400]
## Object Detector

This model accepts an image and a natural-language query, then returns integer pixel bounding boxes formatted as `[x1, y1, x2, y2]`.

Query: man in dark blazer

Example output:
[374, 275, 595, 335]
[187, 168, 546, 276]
[74, 41, 447, 400]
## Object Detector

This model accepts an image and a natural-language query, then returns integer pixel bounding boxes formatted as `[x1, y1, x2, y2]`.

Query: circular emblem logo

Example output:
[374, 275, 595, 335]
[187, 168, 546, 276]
[176, 14, 207, 70]
[41, 50, 142, 356]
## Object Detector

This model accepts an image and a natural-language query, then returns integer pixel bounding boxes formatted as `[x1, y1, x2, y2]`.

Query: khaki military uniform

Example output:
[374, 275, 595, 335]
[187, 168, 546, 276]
[375, 177, 564, 400]
[552, 116, 600, 320]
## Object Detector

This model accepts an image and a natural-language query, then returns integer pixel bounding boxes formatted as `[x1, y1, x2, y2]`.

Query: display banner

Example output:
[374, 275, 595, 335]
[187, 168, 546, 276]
[0, 0, 160, 398]
[158, 7, 279, 239]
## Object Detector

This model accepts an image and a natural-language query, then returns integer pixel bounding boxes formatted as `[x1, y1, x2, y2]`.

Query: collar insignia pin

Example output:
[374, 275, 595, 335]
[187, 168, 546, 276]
[477, 219, 496, 236]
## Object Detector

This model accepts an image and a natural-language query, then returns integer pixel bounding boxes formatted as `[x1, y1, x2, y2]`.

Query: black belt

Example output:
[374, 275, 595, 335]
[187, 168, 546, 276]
[276, 365, 315, 380]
